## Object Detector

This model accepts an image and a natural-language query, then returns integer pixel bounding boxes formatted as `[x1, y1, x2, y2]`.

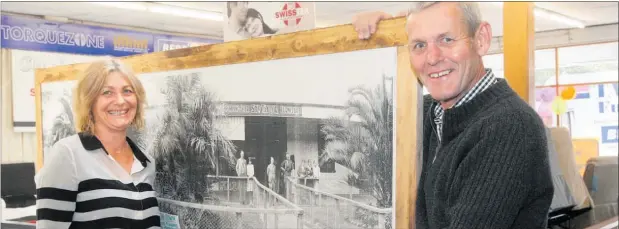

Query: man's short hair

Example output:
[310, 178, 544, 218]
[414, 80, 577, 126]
[406, 2, 482, 37]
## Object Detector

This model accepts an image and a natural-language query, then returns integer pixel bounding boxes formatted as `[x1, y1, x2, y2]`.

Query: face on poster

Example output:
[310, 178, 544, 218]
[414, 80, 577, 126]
[223, 1, 316, 41]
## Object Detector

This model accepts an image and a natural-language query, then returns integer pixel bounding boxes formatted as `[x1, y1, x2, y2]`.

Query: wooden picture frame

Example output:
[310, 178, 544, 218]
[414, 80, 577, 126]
[34, 17, 422, 229]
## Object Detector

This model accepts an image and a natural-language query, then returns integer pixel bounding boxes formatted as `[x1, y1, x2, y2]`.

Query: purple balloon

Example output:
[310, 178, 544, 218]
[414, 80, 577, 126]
[536, 88, 555, 103]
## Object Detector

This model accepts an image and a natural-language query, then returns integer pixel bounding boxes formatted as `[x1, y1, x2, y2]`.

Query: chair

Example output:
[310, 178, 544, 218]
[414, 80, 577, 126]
[571, 156, 619, 228]
[546, 127, 594, 228]
[1, 163, 37, 208]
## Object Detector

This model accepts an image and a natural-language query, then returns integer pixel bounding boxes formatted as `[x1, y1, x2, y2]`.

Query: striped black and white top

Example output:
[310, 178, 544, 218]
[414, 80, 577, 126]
[35, 133, 161, 229]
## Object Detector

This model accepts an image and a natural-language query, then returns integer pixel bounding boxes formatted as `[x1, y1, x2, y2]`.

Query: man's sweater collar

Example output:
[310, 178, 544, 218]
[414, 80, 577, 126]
[432, 69, 497, 142]
[432, 68, 497, 114]
[427, 78, 518, 143]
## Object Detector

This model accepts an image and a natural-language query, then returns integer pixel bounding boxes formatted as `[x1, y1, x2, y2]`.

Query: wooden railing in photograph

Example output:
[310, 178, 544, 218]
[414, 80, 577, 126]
[284, 176, 393, 229]
[157, 174, 304, 229]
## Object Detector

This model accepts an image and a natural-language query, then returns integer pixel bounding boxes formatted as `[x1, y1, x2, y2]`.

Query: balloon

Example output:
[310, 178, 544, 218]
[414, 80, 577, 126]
[560, 86, 576, 100]
[551, 96, 568, 115]
[536, 87, 555, 103]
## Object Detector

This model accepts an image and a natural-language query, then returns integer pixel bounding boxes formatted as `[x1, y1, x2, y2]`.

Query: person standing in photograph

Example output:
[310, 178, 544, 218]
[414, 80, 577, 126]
[246, 157, 255, 205]
[236, 151, 247, 204]
[280, 154, 294, 196]
[35, 59, 161, 229]
[266, 157, 277, 191]
[352, 2, 554, 229]
[312, 160, 321, 189]
[281, 154, 294, 177]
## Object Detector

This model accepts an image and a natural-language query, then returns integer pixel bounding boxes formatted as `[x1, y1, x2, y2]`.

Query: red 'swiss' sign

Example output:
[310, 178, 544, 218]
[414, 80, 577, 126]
[275, 2, 310, 26]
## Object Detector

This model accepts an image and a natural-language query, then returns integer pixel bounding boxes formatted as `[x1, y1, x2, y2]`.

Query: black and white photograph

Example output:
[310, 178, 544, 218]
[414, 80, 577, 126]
[40, 47, 398, 229]
[41, 80, 78, 159]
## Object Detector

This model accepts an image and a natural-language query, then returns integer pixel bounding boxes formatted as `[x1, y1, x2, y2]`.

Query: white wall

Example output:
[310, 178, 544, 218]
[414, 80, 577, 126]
[1, 49, 37, 164]
[286, 118, 320, 170]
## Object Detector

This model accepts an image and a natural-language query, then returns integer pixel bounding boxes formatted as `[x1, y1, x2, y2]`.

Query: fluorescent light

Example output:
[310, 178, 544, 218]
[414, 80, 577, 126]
[534, 8, 585, 29]
[148, 5, 223, 22]
[92, 2, 148, 11]
[488, 2, 586, 29]
[91, 2, 222, 22]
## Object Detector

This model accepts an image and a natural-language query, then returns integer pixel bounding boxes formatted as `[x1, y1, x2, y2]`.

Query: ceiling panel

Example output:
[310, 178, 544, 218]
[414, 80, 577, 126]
[1, 1, 617, 40]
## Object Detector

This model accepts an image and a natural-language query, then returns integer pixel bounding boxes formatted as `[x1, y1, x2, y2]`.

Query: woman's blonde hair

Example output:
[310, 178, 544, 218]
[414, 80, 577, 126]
[74, 58, 146, 135]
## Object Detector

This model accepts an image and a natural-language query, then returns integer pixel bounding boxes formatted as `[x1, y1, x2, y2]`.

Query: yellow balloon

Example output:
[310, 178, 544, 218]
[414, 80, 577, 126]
[561, 86, 576, 100]
[551, 96, 568, 115]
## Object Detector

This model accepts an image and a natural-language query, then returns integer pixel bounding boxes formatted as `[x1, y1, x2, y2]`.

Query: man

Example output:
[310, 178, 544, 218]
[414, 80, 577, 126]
[281, 154, 294, 177]
[236, 151, 247, 204]
[280, 154, 295, 197]
[352, 2, 554, 229]
[266, 157, 277, 190]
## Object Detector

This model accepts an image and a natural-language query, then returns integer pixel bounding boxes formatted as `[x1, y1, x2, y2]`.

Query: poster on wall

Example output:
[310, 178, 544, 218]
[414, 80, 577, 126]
[41, 47, 397, 228]
[223, 1, 316, 41]
[596, 83, 618, 156]
[559, 83, 618, 156]
[11, 49, 104, 132]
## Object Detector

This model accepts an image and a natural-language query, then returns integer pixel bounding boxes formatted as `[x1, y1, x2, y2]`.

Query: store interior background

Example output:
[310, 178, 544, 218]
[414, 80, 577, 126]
[1, 1, 617, 228]
[2, 1, 617, 166]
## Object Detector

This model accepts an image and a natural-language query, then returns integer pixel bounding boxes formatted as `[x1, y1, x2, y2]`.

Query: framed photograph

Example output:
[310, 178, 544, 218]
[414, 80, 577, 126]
[35, 17, 421, 229]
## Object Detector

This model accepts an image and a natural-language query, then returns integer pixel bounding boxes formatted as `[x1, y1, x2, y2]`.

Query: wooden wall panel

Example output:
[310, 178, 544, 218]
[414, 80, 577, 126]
[1, 48, 37, 164]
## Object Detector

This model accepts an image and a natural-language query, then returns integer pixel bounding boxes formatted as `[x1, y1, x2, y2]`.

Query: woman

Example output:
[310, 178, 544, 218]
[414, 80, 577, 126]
[35, 59, 160, 229]
[243, 8, 278, 37]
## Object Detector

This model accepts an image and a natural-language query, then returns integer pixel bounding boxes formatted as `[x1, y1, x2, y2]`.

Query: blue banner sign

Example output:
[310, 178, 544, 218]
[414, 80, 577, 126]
[1, 14, 221, 56]
[153, 34, 220, 52]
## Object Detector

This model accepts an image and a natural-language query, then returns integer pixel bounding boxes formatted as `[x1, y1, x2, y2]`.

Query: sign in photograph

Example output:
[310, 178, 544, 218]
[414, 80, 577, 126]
[219, 102, 303, 117]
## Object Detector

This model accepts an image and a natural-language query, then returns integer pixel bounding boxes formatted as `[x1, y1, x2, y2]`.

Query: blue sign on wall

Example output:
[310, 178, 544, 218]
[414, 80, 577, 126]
[601, 126, 618, 144]
[1, 14, 221, 56]
[153, 34, 220, 52]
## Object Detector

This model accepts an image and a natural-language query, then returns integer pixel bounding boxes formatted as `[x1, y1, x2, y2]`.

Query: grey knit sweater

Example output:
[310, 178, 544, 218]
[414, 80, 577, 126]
[415, 79, 554, 229]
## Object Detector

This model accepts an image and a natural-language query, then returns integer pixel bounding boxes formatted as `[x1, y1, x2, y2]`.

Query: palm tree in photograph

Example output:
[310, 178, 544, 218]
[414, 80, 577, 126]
[44, 94, 76, 149]
[151, 73, 237, 202]
[320, 74, 394, 209]
[150, 73, 238, 229]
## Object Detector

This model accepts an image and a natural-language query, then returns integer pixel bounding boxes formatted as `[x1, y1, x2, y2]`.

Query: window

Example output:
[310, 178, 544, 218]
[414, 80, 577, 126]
[482, 53, 505, 79]
[557, 42, 619, 85]
[557, 42, 618, 157]
[534, 49, 558, 87]
[560, 82, 618, 156]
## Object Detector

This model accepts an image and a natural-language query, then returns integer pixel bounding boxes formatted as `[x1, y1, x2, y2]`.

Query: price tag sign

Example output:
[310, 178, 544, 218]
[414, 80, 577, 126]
[160, 212, 181, 229]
